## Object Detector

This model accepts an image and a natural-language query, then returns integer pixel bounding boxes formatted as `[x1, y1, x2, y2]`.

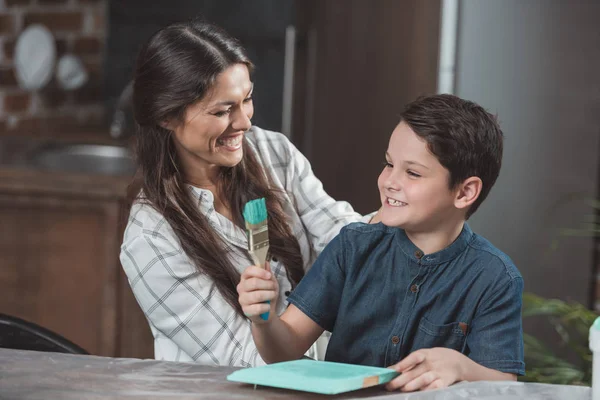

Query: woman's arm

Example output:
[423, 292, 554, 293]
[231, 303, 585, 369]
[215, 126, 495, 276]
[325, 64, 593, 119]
[283, 137, 372, 252]
[120, 233, 264, 367]
[247, 129, 377, 254]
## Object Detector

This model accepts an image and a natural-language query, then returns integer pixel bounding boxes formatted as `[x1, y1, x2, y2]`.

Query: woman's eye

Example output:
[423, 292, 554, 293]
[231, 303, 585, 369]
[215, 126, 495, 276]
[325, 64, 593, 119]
[407, 170, 421, 178]
[243, 97, 253, 103]
[213, 109, 231, 117]
[383, 161, 393, 168]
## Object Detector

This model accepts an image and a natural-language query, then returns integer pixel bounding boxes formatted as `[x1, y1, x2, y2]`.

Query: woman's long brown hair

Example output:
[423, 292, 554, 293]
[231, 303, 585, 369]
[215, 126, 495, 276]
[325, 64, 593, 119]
[129, 19, 304, 317]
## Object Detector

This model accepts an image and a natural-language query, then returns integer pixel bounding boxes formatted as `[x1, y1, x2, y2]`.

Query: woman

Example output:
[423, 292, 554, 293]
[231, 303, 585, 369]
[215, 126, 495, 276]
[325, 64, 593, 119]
[120, 19, 375, 367]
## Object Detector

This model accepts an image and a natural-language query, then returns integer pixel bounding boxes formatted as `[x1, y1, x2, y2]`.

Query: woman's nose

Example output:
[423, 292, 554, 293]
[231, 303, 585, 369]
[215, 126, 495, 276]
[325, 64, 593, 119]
[231, 107, 252, 132]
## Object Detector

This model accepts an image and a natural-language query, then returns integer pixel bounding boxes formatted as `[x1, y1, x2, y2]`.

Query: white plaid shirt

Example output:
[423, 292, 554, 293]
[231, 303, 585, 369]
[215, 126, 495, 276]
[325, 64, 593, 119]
[120, 127, 372, 367]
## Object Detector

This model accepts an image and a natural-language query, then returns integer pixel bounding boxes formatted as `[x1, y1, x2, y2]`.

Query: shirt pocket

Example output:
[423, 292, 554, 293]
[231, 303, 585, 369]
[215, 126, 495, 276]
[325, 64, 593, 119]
[414, 317, 467, 352]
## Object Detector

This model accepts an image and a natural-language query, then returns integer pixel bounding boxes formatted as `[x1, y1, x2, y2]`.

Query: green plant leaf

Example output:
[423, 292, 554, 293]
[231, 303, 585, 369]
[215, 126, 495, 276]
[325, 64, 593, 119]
[522, 292, 598, 385]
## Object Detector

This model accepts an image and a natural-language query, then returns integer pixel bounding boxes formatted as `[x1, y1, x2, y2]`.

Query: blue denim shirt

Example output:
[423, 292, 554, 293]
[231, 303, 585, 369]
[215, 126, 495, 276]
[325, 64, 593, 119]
[287, 222, 525, 375]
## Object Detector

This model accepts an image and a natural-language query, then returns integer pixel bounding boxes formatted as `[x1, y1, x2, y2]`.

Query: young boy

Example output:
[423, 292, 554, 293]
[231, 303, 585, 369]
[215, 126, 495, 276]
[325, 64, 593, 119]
[237, 94, 524, 392]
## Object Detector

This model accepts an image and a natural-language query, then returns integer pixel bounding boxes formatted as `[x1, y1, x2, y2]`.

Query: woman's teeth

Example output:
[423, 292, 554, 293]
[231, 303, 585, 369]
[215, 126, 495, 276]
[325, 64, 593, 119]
[387, 198, 406, 207]
[217, 135, 242, 148]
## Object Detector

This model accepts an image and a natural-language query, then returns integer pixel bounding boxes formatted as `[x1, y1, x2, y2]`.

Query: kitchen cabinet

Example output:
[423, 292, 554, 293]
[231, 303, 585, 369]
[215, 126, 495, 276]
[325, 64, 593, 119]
[292, 0, 442, 213]
[0, 167, 154, 358]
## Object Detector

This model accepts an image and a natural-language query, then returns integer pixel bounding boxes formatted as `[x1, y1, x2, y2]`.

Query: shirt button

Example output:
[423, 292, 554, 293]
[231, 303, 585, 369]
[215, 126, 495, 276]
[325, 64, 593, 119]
[410, 284, 419, 293]
[391, 336, 400, 344]
[284, 291, 291, 296]
[414, 250, 424, 259]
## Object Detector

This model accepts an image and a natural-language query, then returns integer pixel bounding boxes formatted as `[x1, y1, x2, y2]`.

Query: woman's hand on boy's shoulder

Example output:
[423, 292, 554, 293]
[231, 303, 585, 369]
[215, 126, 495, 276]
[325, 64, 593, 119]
[385, 348, 466, 392]
[368, 207, 383, 224]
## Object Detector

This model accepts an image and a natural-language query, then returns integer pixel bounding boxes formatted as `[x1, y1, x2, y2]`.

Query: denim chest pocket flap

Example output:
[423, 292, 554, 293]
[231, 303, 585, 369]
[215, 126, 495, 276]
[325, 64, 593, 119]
[415, 317, 468, 352]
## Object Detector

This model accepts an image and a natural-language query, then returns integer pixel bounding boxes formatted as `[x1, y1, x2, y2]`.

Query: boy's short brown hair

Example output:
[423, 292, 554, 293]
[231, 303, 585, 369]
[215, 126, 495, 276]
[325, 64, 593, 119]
[400, 94, 503, 218]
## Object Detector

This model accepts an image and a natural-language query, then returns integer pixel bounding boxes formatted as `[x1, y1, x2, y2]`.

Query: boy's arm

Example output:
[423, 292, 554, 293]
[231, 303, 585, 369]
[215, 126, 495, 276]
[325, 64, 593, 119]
[385, 348, 515, 392]
[238, 231, 349, 364]
[250, 305, 324, 364]
[237, 264, 325, 364]
[462, 356, 516, 382]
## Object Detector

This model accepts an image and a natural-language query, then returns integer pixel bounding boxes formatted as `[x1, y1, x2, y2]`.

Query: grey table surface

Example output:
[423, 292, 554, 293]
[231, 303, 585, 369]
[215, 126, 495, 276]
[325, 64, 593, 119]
[0, 348, 591, 400]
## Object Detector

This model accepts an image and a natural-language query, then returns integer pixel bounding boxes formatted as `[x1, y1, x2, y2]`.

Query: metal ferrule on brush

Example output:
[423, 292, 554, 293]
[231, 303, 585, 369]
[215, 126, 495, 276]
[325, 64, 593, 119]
[245, 220, 269, 267]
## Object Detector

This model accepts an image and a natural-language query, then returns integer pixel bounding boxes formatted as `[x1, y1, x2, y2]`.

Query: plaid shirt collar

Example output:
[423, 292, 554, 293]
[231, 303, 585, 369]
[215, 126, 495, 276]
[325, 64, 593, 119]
[187, 185, 248, 250]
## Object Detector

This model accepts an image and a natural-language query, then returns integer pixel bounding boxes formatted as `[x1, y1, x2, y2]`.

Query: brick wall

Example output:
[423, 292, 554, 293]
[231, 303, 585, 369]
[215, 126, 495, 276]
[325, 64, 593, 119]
[0, 0, 106, 136]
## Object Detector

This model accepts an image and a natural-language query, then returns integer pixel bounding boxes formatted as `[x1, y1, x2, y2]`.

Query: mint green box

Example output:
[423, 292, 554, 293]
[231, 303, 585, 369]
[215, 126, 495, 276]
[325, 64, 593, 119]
[227, 359, 400, 395]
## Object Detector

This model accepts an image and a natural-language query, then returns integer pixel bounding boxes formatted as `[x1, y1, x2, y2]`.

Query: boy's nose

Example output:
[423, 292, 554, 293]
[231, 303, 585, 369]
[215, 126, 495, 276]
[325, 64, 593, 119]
[384, 174, 401, 192]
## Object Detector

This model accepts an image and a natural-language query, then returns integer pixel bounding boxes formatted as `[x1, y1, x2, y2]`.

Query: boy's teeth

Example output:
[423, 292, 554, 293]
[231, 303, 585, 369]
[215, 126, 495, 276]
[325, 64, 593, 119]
[387, 198, 405, 206]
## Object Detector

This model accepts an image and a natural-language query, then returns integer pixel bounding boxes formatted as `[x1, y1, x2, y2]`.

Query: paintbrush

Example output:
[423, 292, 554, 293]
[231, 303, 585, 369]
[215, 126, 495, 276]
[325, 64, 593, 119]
[242, 197, 270, 321]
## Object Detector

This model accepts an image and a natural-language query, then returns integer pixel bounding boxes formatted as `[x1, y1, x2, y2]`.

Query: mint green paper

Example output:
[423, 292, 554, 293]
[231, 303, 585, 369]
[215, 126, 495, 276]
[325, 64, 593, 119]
[226, 359, 399, 395]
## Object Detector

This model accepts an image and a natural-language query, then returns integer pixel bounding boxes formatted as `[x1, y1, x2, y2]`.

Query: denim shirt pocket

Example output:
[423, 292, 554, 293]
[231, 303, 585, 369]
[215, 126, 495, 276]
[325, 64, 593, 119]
[415, 317, 467, 352]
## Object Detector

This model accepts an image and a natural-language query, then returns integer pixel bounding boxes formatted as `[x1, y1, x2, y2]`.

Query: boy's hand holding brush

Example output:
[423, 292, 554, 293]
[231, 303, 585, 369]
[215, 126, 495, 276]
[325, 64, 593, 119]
[238, 198, 278, 323]
[238, 198, 322, 363]
[238, 261, 279, 324]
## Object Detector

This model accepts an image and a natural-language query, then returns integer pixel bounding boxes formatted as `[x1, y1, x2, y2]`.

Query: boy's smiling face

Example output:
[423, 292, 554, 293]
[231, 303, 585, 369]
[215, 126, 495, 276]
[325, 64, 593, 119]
[377, 122, 461, 232]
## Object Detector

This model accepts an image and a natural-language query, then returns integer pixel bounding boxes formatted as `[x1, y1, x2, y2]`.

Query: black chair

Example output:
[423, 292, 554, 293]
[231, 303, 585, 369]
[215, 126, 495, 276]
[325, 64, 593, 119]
[0, 313, 89, 354]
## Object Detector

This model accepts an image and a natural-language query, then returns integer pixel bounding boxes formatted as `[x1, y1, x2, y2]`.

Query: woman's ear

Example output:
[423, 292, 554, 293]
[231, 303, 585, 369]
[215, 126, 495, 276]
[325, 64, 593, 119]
[454, 177, 482, 211]
[160, 119, 173, 131]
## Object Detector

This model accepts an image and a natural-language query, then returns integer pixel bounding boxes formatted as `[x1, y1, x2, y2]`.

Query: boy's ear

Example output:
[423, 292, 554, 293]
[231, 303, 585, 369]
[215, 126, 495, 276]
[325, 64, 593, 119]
[454, 176, 482, 210]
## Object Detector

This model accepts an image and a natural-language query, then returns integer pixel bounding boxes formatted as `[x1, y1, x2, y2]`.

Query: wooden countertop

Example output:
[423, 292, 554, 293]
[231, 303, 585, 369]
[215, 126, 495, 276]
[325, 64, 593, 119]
[0, 349, 397, 399]
[0, 349, 591, 400]
[0, 166, 132, 200]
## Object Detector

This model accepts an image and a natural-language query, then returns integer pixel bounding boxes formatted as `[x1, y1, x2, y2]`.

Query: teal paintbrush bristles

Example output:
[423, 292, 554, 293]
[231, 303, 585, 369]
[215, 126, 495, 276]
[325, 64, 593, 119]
[243, 197, 270, 321]
[242, 198, 267, 225]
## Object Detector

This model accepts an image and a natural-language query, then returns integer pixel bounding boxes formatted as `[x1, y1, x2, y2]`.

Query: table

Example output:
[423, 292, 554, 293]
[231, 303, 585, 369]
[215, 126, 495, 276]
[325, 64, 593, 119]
[0, 349, 591, 399]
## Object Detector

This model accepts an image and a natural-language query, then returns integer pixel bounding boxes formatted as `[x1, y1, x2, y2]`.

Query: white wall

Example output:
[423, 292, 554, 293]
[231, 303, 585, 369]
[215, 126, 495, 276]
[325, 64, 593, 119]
[453, 0, 600, 305]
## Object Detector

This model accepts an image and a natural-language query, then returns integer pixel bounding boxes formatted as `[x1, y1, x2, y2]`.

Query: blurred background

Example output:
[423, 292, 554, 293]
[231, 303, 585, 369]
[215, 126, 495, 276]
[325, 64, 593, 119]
[0, 0, 598, 380]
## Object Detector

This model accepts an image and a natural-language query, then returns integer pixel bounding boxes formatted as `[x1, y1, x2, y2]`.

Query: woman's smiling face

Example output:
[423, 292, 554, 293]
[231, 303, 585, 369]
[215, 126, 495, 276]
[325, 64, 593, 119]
[169, 63, 254, 181]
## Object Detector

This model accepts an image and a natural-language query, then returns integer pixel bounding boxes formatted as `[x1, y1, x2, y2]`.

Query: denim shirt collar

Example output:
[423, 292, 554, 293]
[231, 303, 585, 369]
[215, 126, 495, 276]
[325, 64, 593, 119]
[396, 223, 474, 266]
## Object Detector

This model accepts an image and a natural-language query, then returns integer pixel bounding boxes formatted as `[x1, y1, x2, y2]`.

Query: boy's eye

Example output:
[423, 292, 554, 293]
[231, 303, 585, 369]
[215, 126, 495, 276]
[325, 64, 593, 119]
[407, 170, 421, 178]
